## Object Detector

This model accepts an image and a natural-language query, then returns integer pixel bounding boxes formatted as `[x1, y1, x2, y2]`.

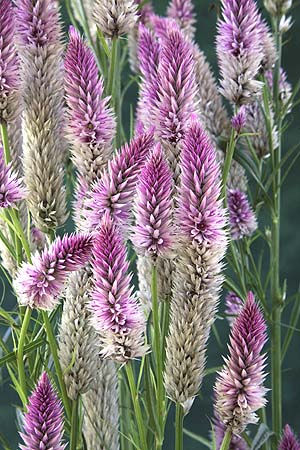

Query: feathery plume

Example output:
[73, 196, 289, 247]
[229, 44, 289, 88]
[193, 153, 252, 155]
[93, 0, 138, 38]
[82, 358, 120, 450]
[59, 268, 98, 400]
[164, 121, 227, 411]
[17, 0, 67, 232]
[0, 0, 20, 123]
[132, 143, 175, 258]
[19, 372, 65, 450]
[231, 107, 247, 133]
[228, 189, 257, 240]
[89, 212, 147, 362]
[225, 292, 244, 326]
[177, 121, 225, 243]
[65, 27, 115, 185]
[166, 0, 196, 40]
[214, 292, 267, 435]
[278, 425, 300, 450]
[216, 0, 263, 104]
[15, 233, 94, 310]
[0, 148, 26, 208]
[83, 130, 154, 230]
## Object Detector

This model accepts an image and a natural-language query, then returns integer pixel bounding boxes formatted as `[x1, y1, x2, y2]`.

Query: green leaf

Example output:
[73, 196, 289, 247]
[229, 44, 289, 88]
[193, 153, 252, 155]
[250, 424, 273, 450]
[183, 427, 212, 449]
[0, 337, 45, 367]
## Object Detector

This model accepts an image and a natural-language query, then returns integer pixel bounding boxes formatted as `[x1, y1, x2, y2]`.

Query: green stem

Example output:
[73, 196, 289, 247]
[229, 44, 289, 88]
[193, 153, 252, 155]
[151, 264, 164, 440]
[70, 398, 79, 450]
[125, 362, 148, 450]
[8, 208, 31, 262]
[107, 38, 122, 148]
[0, 121, 10, 164]
[222, 128, 237, 199]
[175, 403, 184, 450]
[107, 38, 118, 96]
[17, 306, 32, 402]
[219, 428, 232, 450]
[42, 311, 71, 420]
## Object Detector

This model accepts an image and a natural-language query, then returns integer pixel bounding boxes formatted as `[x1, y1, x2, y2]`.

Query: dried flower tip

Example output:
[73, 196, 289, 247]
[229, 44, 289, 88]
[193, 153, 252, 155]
[93, 0, 138, 38]
[15, 233, 94, 310]
[228, 189, 257, 239]
[19, 372, 65, 450]
[264, 0, 292, 17]
[214, 292, 268, 435]
[90, 212, 147, 362]
[0, 148, 26, 208]
[132, 143, 175, 258]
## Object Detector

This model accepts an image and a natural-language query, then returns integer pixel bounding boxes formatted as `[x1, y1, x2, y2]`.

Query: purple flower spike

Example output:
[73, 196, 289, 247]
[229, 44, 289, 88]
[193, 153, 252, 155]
[278, 425, 300, 450]
[231, 107, 247, 133]
[15, 233, 94, 310]
[84, 130, 154, 230]
[216, 0, 263, 104]
[214, 292, 268, 434]
[90, 212, 146, 361]
[167, 0, 196, 39]
[177, 120, 225, 244]
[19, 372, 65, 450]
[0, 148, 26, 208]
[225, 292, 244, 326]
[228, 189, 257, 240]
[153, 25, 198, 145]
[0, 0, 20, 122]
[133, 143, 175, 258]
[65, 27, 115, 150]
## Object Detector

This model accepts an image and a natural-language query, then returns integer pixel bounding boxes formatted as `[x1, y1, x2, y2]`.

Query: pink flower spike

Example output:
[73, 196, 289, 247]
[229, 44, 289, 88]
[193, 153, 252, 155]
[15, 233, 94, 310]
[90, 212, 147, 361]
[278, 425, 300, 450]
[133, 143, 175, 258]
[225, 292, 244, 326]
[228, 189, 257, 240]
[0, 147, 26, 208]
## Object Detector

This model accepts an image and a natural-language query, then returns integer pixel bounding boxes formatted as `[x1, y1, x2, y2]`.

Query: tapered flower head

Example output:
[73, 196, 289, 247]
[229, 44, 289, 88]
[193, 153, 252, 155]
[0, 0, 20, 122]
[84, 130, 154, 230]
[93, 0, 138, 38]
[278, 425, 300, 450]
[225, 292, 244, 326]
[90, 212, 147, 361]
[15, 233, 94, 309]
[177, 120, 225, 243]
[65, 27, 115, 183]
[214, 292, 267, 434]
[216, 0, 263, 104]
[228, 189, 257, 240]
[0, 148, 26, 208]
[132, 143, 175, 258]
[231, 107, 247, 133]
[19, 372, 65, 450]
[167, 0, 196, 39]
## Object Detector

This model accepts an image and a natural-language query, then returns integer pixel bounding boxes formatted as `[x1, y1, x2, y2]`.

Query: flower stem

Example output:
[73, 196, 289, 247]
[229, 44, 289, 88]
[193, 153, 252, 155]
[151, 264, 164, 442]
[107, 37, 122, 148]
[125, 362, 148, 450]
[222, 128, 237, 199]
[17, 306, 32, 402]
[0, 121, 10, 164]
[42, 311, 71, 421]
[70, 398, 79, 450]
[219, 428, 232, 450]
[175, 402, 184, 450]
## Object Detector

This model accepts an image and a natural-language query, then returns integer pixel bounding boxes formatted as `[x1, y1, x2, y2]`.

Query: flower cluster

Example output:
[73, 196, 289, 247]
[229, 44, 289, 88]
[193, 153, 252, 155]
[0, 148, 26, 208]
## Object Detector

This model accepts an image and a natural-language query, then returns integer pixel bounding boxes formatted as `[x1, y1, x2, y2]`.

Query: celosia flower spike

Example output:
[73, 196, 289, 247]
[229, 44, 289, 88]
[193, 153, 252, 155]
[19, 372, 65, 450]
[84, 130, 154, 230]
[90, 212, 147, 362]
[0, 0, 20, 122]
[64, 27, 115, 184]
[213, 413, 248, 450]
[15, 233, 94, 310]
[231, 107, 247, 133]
[216, 0, 263, 104]
[225, 292, 244, 326]
[0, 148, 26, 208]
[278, 425, 300, 450]
[228, 189, 257, 240]
[93, 0, 138, 38]
[167, 0, 196, 39]
[177, 120, 224, 243]
[132, 143, 175, 258]
[214, 292, 268, 435]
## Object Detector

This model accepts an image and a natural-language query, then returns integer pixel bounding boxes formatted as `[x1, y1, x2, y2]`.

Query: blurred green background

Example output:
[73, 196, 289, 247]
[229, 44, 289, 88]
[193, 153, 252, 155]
[1, 0, 300, 448]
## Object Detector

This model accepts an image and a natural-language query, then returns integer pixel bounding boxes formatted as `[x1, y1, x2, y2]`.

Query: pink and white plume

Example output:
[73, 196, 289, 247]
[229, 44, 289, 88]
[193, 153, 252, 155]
[228, 189, 257, 240]
[278, 425, 300, 450]
[0, 147, 26, 208]
[225, 292, 244, 326]
[132, 143, 175, 258]
[15, 233, 94, 310]
[89, 212, 147, 362]
[19, 372, 65, 450]
[214, 292, 267, 435]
